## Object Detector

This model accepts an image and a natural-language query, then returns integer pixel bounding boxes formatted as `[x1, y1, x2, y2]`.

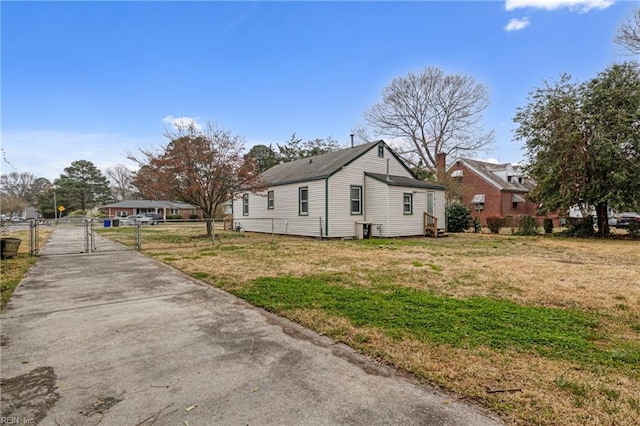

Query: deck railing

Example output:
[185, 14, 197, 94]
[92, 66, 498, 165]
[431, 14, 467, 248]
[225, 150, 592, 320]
[423, 212, 438, 238]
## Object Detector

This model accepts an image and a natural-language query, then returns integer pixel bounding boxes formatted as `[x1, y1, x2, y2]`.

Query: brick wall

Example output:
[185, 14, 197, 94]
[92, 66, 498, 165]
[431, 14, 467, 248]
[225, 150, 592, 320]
[447, 161, 560, 226]
[448, 161, 502, 224]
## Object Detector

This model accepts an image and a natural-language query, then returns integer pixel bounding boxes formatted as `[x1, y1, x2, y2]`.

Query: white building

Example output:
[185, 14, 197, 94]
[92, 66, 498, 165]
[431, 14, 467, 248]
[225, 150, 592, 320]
[232, 140, 446, 238]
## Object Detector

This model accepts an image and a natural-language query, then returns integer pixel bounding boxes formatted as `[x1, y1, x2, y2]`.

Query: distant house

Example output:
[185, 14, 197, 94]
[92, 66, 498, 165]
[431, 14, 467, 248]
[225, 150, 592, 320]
[232, 140, 446, 238]
[446, 158, 558, 226]
[100, 200, 199, 219]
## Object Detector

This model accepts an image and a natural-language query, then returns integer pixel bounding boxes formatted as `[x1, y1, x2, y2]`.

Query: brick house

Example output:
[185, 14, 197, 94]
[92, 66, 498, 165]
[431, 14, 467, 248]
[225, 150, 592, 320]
[99, 200, 200, 219]
[445, 158, 558, 226]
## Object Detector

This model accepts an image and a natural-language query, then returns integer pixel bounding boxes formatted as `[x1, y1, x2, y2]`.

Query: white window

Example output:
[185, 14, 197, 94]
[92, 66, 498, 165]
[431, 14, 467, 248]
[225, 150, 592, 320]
[242, 194, 249, 216]
[299, 187, 308, 215]
[350, 186, 362, 215]
[403, 193, 413, 215]
[267, 190, 274, 210]
[116, 211, 128, 218]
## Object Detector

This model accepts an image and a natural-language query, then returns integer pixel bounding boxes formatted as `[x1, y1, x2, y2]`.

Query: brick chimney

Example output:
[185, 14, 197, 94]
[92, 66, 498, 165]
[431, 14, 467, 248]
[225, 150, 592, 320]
[436, 152, 446, 182]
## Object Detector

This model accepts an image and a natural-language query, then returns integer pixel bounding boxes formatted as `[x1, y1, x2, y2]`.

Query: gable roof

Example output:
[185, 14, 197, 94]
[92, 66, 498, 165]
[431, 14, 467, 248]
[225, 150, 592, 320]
[101, 200, 196, 209]
[452, 158, 535, 192]
[365, 172, 444, 190]
[259, 140, 414, 186]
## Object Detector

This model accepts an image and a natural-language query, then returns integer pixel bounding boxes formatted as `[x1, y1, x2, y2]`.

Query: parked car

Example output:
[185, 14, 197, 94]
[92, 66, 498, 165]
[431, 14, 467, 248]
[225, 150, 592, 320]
[143, 213, 163, 224]
[121, 214, 157, 226]
[614, 212, 640, 228]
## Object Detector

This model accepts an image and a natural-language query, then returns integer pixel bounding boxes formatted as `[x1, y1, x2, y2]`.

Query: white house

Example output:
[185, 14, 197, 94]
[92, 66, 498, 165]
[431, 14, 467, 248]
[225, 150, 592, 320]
[232, 140, 446, 238]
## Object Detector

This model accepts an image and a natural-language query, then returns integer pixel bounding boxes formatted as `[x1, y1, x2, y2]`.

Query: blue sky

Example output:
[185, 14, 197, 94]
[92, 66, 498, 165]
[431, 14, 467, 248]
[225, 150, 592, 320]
[2, 0, 638, 181]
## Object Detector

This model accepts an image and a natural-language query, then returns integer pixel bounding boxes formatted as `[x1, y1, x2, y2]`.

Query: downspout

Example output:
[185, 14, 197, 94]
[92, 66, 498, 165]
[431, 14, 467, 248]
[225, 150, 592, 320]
[363, 173, 367, 222]
[324, 178, 329, 237]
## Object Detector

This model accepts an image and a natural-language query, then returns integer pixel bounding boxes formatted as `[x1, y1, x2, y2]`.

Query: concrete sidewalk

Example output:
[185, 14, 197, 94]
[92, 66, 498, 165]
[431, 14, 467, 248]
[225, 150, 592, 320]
[1, 230, 502, 425]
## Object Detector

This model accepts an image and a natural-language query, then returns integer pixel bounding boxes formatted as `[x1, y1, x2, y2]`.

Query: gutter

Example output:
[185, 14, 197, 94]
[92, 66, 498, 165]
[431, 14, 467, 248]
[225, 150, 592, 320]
[325, 177, 329, 237]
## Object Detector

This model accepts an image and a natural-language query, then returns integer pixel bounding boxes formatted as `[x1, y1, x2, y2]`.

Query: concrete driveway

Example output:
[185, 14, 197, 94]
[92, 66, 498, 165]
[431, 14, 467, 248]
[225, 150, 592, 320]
[1, 231, 502, 425]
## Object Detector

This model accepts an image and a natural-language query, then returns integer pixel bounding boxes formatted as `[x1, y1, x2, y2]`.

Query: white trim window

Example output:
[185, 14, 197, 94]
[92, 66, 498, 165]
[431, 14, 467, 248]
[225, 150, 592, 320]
[267, 190, 274, 210]
[350, 185, 362, 215]
[299, 187, 308, 216]
[242, 194, 249, 216]
[403, 193, 413, 215]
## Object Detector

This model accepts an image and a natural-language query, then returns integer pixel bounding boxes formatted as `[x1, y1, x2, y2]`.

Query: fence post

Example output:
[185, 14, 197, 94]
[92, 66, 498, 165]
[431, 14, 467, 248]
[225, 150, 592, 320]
[136, 223, 141, 251]
[84, 220, 92, 254]
[29, 220, 36, 256]
[91, 219, 96, 251]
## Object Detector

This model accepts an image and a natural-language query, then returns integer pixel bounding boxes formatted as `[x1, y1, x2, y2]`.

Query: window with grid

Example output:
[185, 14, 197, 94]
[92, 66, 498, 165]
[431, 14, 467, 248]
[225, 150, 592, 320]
[267, 191, 274, 209]
[242, 194, 249, 216]
[350, 186, 362, 215]
[299, 187, 308, 215]
[403, 193, 413, 215]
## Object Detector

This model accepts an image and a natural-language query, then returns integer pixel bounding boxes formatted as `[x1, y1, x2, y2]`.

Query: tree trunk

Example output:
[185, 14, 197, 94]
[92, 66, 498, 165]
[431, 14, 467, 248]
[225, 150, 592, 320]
[206, 217, 213, 237]
[595, 202, 609, 238]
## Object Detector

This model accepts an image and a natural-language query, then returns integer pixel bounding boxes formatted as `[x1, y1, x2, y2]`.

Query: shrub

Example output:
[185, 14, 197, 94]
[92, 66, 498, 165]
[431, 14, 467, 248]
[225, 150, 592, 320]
[189, 213, 200, 220]
[562, 216, 595, 237]
[516, 215, 538, 236]
[543, 218, 553, 234]
[486, 216, 503, 234]
[502, 215, 515, 230]
[628, 221, 639, 238]
[69, 210, 86, 217]
[166, 214, 183, 220]
[446, 203, 471, 233]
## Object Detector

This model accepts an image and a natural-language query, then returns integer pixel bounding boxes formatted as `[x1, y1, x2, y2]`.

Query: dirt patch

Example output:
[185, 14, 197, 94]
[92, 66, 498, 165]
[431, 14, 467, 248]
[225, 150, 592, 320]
[0, 366, 60, 423]
[80, 396, 122, 417]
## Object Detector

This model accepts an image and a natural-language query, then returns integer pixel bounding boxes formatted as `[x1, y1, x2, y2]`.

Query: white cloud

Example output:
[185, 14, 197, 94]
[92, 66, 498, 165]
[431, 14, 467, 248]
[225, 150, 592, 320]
[162, 115, 202, 131]
[505, 17, 531, 31]
[1, 130, 145, 181]
[505, 0, 615, 12]
[479, 157, 501, 164]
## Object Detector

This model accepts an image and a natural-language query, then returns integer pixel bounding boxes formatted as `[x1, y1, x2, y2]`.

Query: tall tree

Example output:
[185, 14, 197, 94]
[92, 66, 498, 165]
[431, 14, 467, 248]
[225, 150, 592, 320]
[0, 172, 36, 217]
[0, 172, 36, 201]
[54, 160, 113, 211]
[106, 164, 136, 201]
[302, 136, 341, 157]
[513, 63, 640, 237]
[30, 177, 54, 218]
[362, 66, 495, 174]
[276, 133, 342, 162]
[245, 144, 280, 173]
[615, 8, 640, 55]
[277, 133, 304, 163]
[130, 123, 263, 237]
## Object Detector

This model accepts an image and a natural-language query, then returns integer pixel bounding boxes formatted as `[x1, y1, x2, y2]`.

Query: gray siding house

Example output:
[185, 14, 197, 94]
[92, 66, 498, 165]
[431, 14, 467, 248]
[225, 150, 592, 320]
[232, 140, 445, 238]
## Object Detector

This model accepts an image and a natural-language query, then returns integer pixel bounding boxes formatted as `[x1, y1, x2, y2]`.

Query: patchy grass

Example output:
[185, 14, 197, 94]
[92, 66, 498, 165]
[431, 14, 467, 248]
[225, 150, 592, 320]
[1, 228, 52, 311]
[99, 228, 640, 425]
[1, 254, 37, 311]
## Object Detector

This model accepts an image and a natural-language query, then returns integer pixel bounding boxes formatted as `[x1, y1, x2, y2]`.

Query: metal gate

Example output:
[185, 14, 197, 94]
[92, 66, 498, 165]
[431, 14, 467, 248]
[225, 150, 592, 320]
[34, 219, 140, 256]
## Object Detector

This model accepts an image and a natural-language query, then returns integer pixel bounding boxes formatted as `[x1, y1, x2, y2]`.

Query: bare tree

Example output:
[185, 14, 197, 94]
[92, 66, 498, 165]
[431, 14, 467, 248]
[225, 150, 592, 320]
[0, 172, 35, 200]
[615, 8, 640, 55]
[1, 172, 35, 216]
[106, 164, 136, 201]
[129, 123, 263, 237]
[363, 67, 495, 174]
